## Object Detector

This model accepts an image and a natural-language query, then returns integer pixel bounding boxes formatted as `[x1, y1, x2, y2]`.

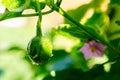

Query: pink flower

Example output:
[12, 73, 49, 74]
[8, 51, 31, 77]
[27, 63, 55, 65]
[79, 41, 106, 59]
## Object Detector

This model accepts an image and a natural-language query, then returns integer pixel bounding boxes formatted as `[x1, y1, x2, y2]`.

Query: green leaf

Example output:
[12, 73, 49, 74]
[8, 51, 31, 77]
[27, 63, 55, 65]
[0, 10, 22, 21]
[107, 6, 120, 41]
[57, 24, 91, 39]
[43, 66, 106, 80]
[64, 5, 89, 26]
[43, 68, 84, 80]
[85, 13, 105, 26]
[71, 45, 89, 71]
[115, 20, 120, 26]
[2, 0, 29, 12]
[108, 30, 120, 40]
[110, 0, 120, 5]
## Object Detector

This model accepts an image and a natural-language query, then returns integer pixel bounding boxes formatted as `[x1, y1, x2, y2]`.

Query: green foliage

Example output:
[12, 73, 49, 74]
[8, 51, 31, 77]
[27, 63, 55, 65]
[57, 24, 91, 39]
[0, 10, 22, 21]
[110, 0, 120, 5]
[1, 0, 120, 80]
[115, 20, 120, 25]
[2, 0, 27, 12]
[2, 0, 46, 12]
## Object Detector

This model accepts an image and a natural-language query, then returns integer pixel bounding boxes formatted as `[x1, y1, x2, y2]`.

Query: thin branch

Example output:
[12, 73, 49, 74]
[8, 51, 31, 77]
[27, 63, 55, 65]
[20, 9, 53, 17]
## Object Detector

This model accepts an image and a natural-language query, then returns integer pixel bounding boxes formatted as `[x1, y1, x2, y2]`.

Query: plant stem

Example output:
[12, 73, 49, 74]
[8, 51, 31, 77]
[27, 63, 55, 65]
[36, 19, 42, 37]
[36, 0, 42, 37]
[21, 13, 38, 17]
[21, 10, 53, 17]
[56, 0, 62, 6]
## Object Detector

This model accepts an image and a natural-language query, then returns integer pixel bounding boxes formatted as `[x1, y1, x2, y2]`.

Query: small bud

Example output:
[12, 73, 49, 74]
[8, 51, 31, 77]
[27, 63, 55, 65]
[27, 36, 53, 64]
